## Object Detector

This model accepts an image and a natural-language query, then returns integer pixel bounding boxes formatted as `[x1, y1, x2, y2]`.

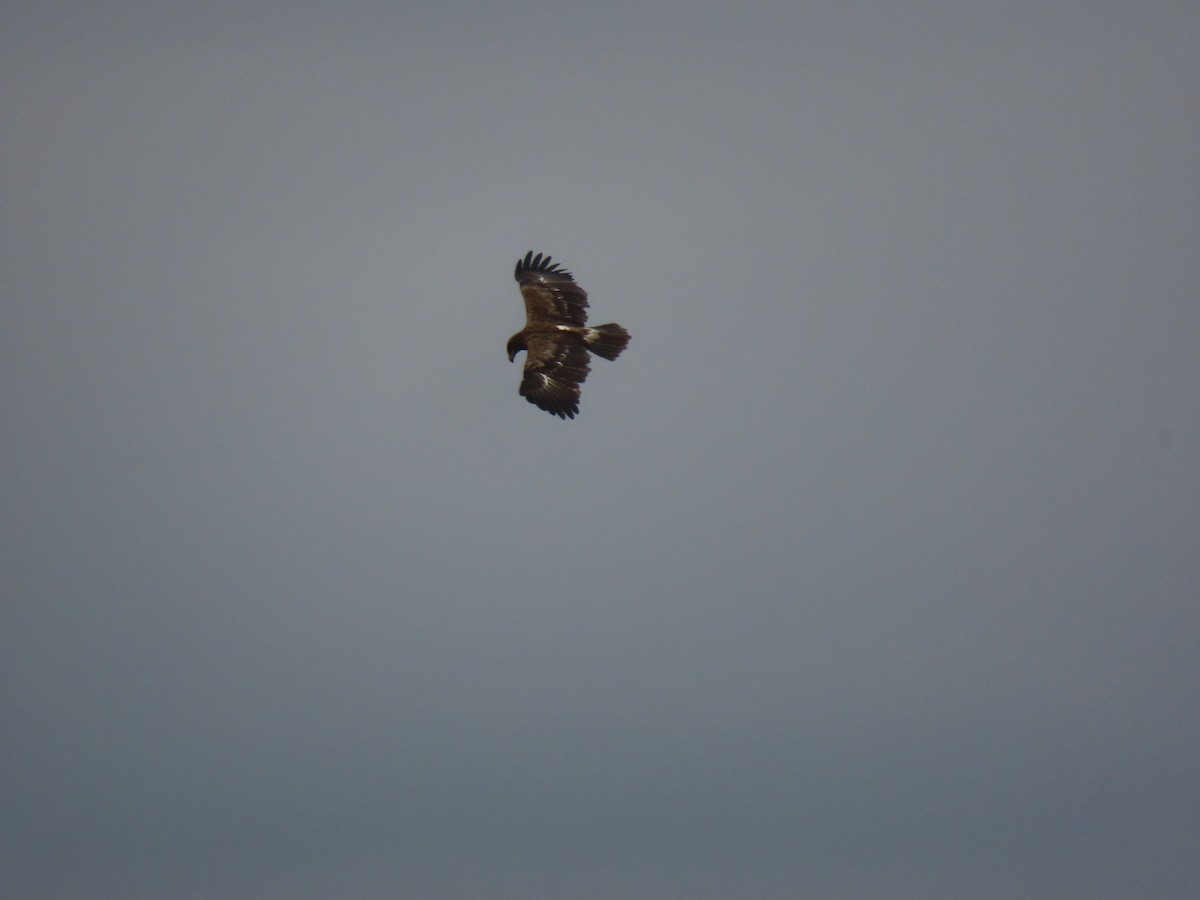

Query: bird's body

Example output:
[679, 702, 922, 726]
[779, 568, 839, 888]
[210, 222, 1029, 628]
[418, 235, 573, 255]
[507, 252, 630, 419]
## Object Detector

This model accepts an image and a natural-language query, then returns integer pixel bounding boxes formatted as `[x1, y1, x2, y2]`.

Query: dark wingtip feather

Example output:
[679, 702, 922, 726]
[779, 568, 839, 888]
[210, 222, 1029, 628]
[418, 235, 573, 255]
[524, 393, 577, 419]
[514, 250, 573, 282]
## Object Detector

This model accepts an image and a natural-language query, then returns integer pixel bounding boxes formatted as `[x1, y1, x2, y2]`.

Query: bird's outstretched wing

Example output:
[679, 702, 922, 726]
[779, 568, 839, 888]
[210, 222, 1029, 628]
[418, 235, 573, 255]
[514, 251, 589, 327]
[519, 331, 591, 419]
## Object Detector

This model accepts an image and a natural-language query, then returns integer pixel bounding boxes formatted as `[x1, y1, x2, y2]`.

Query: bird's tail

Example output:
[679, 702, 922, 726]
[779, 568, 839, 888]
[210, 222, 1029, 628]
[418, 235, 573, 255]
[584, 323, 631, 360]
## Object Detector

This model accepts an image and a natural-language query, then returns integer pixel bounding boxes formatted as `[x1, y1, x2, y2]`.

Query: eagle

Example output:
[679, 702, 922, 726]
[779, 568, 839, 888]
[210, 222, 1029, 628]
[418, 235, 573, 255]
[507, 251, 630, 419]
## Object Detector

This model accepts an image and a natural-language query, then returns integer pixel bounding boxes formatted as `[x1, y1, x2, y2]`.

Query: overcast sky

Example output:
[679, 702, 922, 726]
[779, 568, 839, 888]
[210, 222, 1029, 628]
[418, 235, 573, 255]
[3, 2, 1198, 897]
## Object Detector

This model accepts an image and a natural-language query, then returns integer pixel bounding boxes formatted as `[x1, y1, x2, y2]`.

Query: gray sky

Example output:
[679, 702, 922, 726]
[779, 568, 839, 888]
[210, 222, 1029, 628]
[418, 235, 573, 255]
[3, 1, 1198, 897]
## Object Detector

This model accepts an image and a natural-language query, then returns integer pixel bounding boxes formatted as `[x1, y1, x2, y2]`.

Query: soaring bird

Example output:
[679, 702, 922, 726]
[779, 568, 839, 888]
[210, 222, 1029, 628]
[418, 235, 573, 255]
[507, 251, 630, 419]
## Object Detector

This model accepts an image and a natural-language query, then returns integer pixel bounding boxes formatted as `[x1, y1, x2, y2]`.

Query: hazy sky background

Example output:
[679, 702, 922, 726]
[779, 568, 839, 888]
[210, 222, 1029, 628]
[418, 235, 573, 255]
[3, 2, 1198, 897]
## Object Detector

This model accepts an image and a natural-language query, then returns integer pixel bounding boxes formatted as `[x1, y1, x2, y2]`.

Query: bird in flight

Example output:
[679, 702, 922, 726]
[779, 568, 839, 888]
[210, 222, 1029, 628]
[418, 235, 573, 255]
[507, 251, 630, 419]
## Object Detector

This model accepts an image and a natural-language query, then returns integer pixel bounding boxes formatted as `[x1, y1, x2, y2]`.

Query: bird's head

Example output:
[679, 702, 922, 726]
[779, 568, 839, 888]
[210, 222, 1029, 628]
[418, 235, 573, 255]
[506, 334, 525, 362]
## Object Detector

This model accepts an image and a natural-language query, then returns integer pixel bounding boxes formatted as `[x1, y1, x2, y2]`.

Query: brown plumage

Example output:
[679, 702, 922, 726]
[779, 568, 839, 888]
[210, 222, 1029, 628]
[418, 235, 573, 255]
[507, 251, 630, 419]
